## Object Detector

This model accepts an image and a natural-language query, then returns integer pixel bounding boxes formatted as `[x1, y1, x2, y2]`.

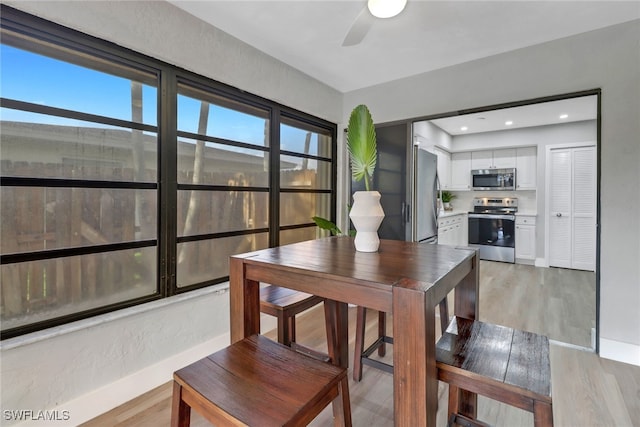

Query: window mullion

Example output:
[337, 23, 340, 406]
[270, 107, 281, 248]
[160, 68, 178, 296]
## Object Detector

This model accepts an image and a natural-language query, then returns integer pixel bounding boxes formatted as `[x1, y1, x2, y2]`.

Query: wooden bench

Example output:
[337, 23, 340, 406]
[436, 317, 553, 427]
[260, 285, 324, 347]
[171, 335, 352, 426]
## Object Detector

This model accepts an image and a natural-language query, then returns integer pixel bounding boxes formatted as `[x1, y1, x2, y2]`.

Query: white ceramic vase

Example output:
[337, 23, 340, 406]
[349, 191, 385, 252]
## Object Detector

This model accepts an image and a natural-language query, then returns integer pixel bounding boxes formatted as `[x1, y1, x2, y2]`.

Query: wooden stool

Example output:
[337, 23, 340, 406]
[260, 285, 324, 347]
[353, 299, 450, 381]
[172, 335, 352, 427]
[436, 317, 553, 427]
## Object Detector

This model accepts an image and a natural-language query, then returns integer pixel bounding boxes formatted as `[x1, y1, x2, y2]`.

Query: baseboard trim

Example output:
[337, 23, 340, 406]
[15, 333, 231, 427]
[600, 337, 640, 367]
[534, 257, 547, 268]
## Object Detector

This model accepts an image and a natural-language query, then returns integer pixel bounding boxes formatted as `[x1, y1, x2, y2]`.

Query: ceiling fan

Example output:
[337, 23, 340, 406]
[342, 0, 408, 47]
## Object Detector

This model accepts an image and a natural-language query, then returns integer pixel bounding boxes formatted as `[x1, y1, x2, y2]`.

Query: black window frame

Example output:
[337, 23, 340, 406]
[0, 5, 337, 339]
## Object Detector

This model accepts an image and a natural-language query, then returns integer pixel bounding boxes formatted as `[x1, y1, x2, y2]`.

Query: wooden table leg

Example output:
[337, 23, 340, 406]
[229, 257, 260, 343]
[323, 299, 350, 425]
[323, 299, 349, 368]
[393, 279, 436, 426]
[453, 252, 480, 420]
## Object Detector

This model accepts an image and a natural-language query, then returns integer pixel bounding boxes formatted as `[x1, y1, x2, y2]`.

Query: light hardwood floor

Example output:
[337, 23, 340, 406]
[82, 263, 637, 427]
[477, 261, 596, 348]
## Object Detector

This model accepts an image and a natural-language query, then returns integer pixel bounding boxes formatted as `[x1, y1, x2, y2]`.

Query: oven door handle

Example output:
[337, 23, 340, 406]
[468, 214, 515, 220]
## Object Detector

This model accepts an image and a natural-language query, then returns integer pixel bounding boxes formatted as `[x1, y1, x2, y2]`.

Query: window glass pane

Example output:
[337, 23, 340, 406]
[0, 247, 157, 331]
[177, 190, 268, 237]
[280, 227, 329, 246]
[0, 44, 157, 125]
[1, 187, 156, 255]
[177, 137, 268, 186]
[280, 193, 331, 227]
[177, 92, 269, 147]
[1, 111, 158, 182]
[177, 233, 268, 287]
[280, 157, 332, 190]
[280, 122, 332, 157]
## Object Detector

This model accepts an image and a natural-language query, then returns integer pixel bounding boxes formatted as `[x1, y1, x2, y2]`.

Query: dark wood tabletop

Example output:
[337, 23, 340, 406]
[230, 236, 479, 426]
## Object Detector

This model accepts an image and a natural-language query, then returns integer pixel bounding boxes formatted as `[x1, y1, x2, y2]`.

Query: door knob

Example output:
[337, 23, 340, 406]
[556, 213, 562, 217]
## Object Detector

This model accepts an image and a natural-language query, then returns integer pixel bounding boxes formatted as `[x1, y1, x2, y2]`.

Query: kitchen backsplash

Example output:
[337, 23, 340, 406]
[448, 190, 536, 213]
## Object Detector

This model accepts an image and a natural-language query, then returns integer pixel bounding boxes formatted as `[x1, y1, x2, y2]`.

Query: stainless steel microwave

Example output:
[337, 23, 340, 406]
[471, 168, 516, 191]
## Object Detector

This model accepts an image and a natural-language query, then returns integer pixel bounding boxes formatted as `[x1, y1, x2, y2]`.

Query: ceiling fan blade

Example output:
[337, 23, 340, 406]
[342, 6, 374, 47]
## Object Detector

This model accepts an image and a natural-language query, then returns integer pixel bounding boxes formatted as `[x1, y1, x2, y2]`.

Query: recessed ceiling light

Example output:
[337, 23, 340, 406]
[460, 126, 468, 131]
[559, 114, 569, 119]
[505, 121, 513, 126]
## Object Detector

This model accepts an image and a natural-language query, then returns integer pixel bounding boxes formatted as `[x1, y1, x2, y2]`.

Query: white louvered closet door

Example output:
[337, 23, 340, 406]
[548, 146, 596, 271]
[549, 149, 572, 268]
[572, 147, 596, 271]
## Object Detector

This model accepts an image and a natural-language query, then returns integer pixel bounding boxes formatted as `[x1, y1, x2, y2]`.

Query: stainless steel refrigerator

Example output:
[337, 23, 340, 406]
[414, 148, 439, 243]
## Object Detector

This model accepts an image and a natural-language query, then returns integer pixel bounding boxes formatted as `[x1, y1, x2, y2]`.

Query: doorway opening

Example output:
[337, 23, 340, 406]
[410, 89, 600, 351]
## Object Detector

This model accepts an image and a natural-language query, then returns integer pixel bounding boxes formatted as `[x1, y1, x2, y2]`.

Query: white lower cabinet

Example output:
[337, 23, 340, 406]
[515, 215, 536, 263]
[438, 213, 467, 246]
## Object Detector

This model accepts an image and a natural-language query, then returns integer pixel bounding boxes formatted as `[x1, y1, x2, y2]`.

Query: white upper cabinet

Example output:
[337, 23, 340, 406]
[470, 150, 492, 169]
[450, 152, 472, 190]
[471, 148, 516, 169]
[516, 147, 537, 190]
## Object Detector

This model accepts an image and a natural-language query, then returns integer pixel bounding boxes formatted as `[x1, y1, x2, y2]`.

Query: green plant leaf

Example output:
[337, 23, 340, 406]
[441, 191, 456, 203]
[312, 216, 342, 236]
[347, 104, 377, 191]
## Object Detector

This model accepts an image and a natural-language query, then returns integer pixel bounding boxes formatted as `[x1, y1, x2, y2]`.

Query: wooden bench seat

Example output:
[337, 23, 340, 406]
[172, 335, 351, 426]
[436, 317, 553, 427]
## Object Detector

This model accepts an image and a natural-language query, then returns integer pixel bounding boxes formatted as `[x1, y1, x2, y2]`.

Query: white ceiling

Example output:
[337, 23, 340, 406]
[169, 0, 640, 93]
[429, 95, 598, 135]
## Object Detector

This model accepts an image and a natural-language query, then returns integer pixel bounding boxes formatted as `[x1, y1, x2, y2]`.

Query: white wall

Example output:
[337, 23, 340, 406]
[344, 20, 640, 363]
[1, 1, 342, 425]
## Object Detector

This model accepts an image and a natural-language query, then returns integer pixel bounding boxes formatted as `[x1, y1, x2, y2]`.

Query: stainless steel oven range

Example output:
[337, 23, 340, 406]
[468, 197, 517, 263]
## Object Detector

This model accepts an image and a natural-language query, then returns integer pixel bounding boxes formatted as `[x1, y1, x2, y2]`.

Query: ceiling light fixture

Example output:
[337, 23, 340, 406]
[460, 126, 468, 131]
[505, 121, 513, 126]
[559, 114, 569, 119]
[367, 0, 408, 18]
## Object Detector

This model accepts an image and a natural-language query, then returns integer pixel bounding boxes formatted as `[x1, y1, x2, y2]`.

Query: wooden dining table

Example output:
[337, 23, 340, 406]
[229, 236, 479, 426]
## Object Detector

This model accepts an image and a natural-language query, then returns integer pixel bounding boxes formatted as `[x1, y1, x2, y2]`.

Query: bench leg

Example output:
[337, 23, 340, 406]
[331, 377, 353, 427]
[276, 312, 291, 346]
[353, 306, 366, 381]
[378, 311, 386, 357]
[534, 400, 554, 427]
[288, 314, 296, 346]
[448, 383, 478, 422]
[171, 381, 191, 427]
[447, 383, 460, 422]
[438, 298, 449, 335]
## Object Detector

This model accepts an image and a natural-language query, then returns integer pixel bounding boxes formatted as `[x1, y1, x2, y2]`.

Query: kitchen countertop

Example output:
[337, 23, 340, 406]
[439, 210, 468, 218]
[515, 211, 537, 216]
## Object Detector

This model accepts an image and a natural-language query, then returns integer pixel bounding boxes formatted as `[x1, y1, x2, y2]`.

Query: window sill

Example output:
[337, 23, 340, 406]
[1, 282, 230, 351]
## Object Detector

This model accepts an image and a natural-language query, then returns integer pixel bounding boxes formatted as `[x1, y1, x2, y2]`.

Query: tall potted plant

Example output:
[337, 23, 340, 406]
[347, 104, 385, 252]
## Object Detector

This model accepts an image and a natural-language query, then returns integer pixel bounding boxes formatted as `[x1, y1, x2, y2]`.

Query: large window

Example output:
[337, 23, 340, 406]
[0, 6, 336, 339]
